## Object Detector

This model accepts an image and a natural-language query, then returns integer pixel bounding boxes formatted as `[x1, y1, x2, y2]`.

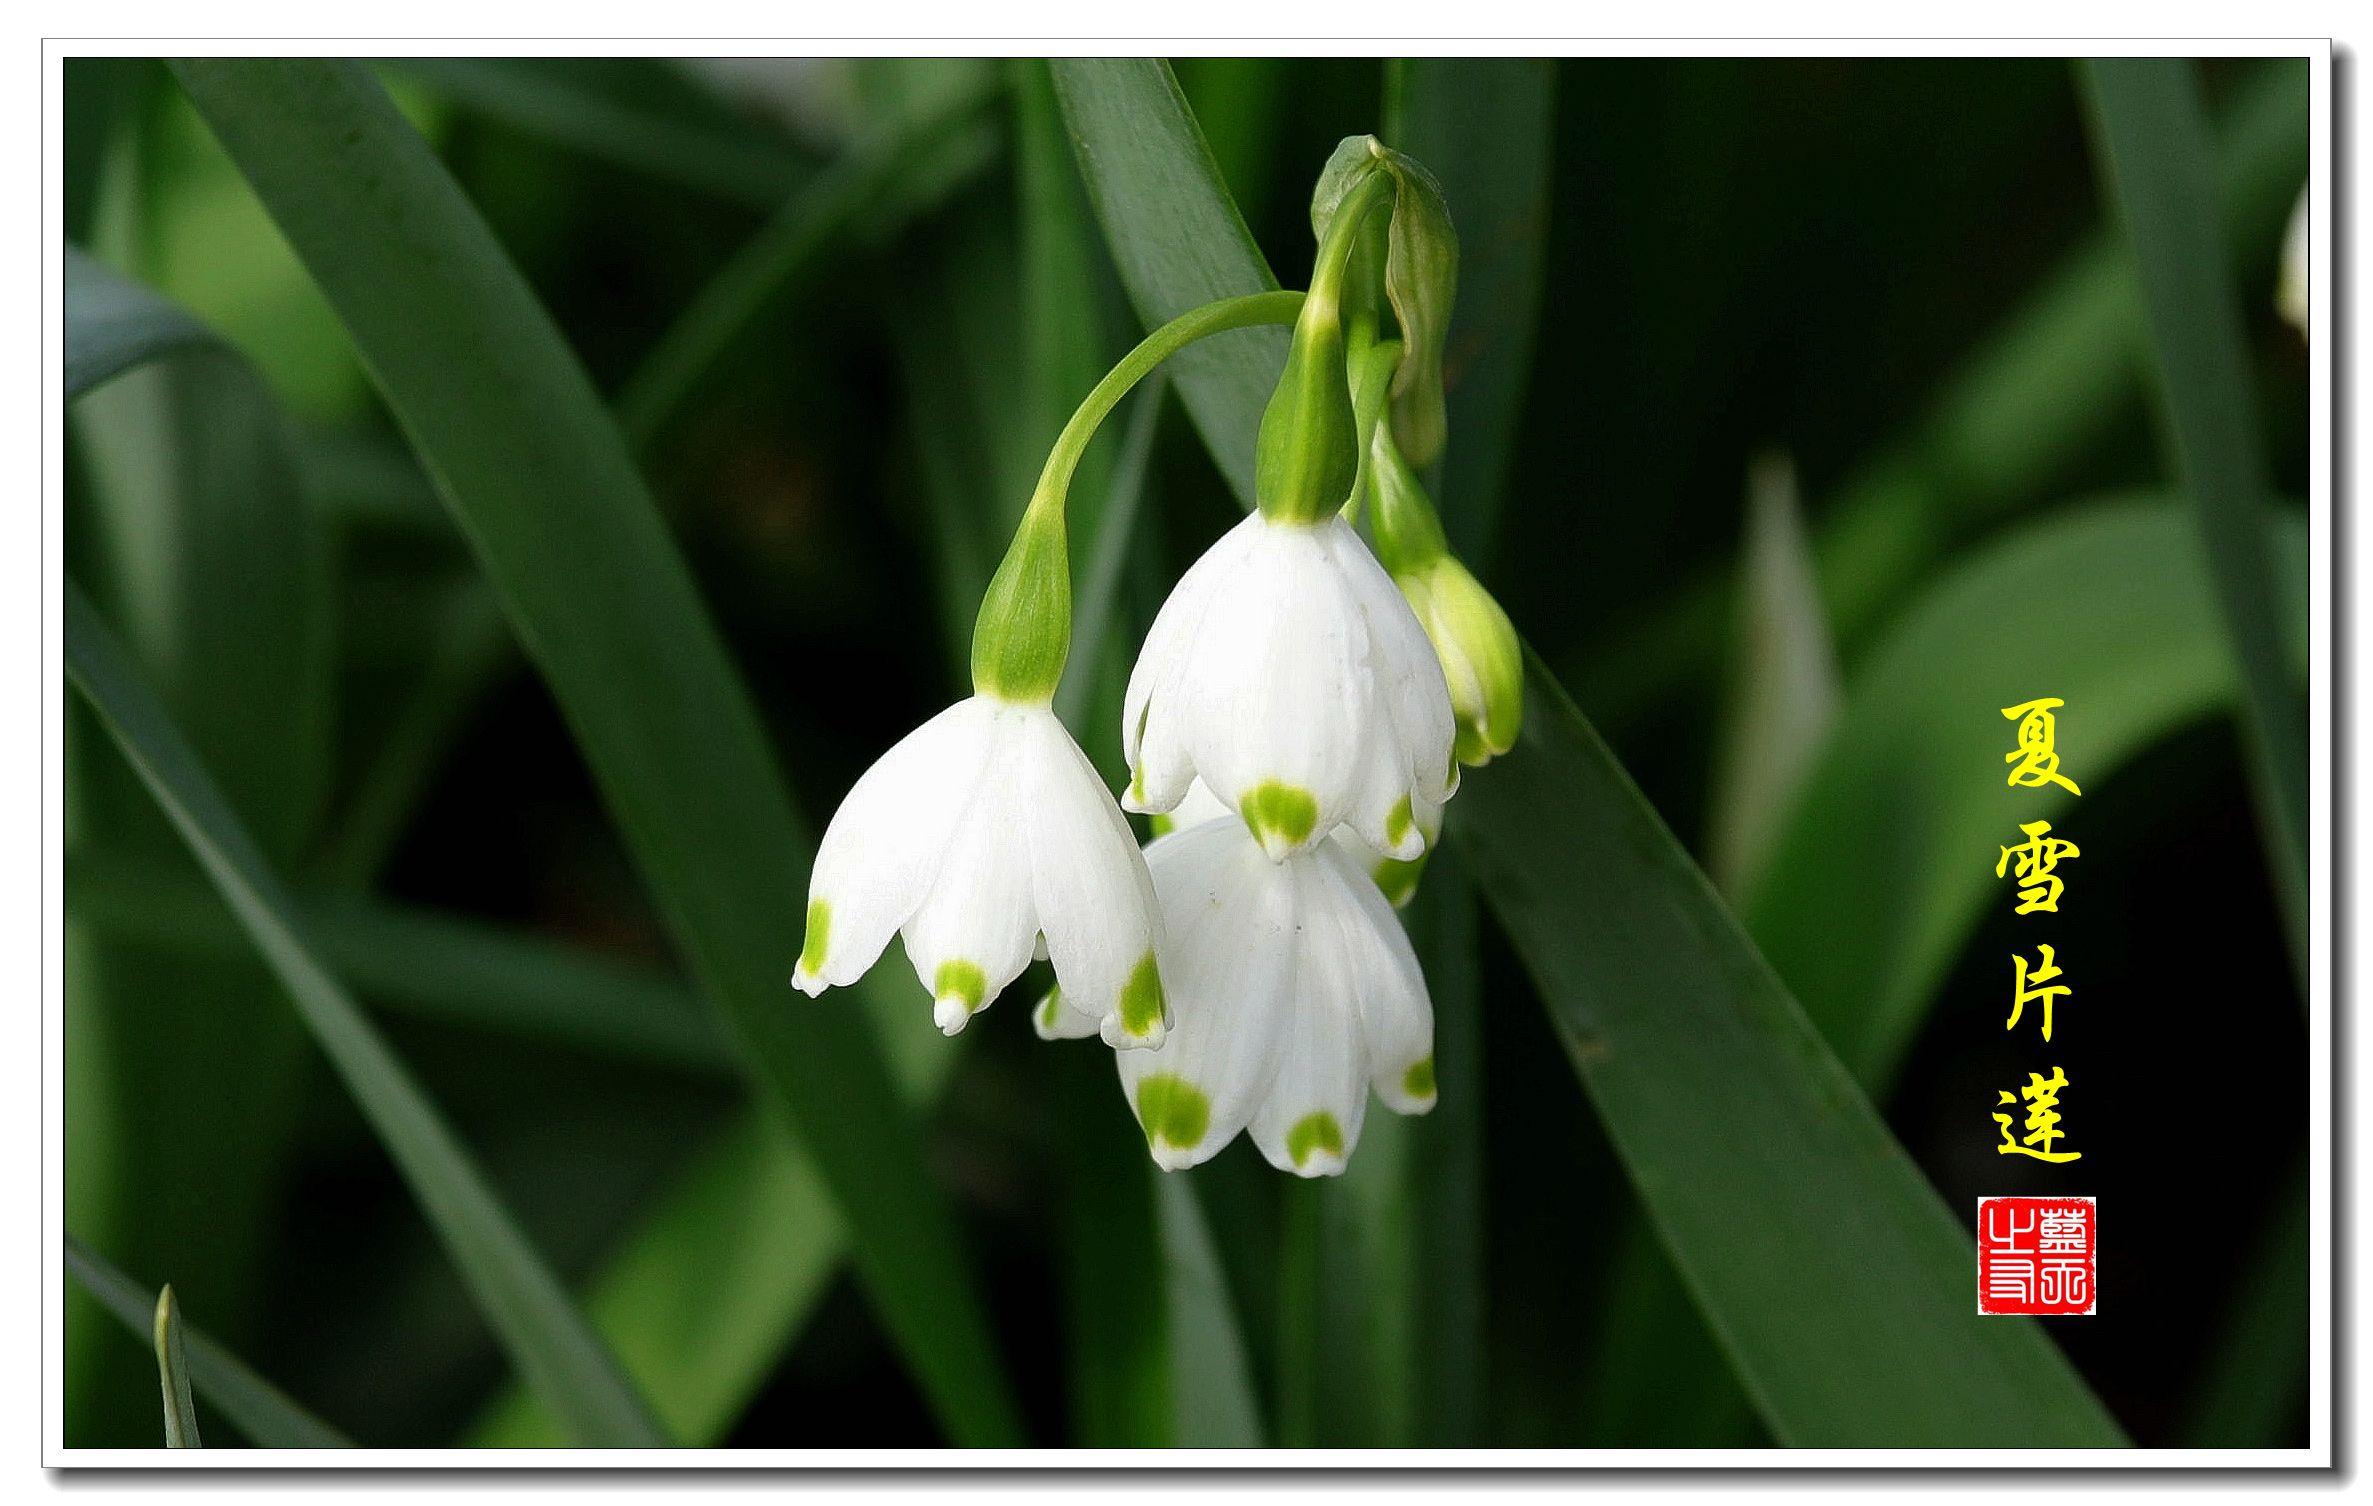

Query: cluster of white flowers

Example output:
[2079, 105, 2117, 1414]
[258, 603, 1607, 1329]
[795, 135, 1520, 1177]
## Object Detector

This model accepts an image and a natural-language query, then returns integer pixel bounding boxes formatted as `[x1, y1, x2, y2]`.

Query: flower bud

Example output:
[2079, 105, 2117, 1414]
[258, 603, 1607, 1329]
[1368, 424, 1521, 766]
[1399, 553, 1523, 766]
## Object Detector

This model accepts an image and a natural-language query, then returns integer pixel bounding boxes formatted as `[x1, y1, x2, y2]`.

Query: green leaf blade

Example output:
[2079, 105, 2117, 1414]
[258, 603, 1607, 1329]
[1745, 497, 2308, 1091]
[2082, 58, 2309, 969]
[65, 582, 668, 1447]
[1448, 654, 2127, 1448]
[166, 57, 1021, 1447]
[67, 1233, 354, 1449]
[1051, 58, 1284, 510]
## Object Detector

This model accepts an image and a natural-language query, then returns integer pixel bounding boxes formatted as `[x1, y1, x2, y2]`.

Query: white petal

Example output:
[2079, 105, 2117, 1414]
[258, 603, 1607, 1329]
[1018, 708, 1169, 1049]
[1031, 984, 1105, 1040]
[1247, 855, 1371, 1176]
[1311, 839, 1436, 1114]
[1122, 515, 1252, 812]
[899, 712, 1040, 1034]
[1328, 520, 1458, 807]
[1159, 777, 1236, 834]
[1115, 820, 1294, 1168]
[1336, 719, 1430, 863]
[1180, 521, 1373, 857]
[795, 697, 995, 995]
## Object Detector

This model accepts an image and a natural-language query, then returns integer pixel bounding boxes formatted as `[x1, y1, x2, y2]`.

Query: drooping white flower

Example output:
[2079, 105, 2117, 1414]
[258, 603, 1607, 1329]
[1041, 810, 1435, 1176]
[1122, 510, 1456, 864]
[795, 695, 1168, 1048]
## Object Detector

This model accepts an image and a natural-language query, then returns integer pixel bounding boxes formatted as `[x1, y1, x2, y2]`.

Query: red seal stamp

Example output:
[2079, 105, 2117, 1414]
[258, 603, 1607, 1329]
[1977, 1196, 2096, 1315]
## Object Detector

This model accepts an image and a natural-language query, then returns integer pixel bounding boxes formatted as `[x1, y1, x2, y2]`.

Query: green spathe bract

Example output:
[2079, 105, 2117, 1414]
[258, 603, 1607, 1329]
[1309, 135, 1460, 468]
[968, 502, 1071, 704]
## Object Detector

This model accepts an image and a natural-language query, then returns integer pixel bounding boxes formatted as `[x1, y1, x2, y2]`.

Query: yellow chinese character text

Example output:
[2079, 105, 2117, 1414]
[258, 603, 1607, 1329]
[1996, 819, 2079, 914]
[1993, 1067, 2081, 1163]
[2002, 698, 2082, 796]
[2007, 944, 2071, 1040]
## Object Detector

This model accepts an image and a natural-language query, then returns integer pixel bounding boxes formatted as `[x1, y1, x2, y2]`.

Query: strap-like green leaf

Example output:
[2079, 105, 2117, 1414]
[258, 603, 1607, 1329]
[152, 1285, 202, 1447]
[65, 581, 669, 1447]
[167, 58, 1020, 1447]
[63, 245, 216, 400]
[65, 846, 731, 1076]
[1744, 497, 2308, 1091]
[2083, 58, 2308, 971]
[66, 1233, 353, 1449]
[1051, 59, 1284, 510]
[1449, 657, 2127, 1446]
[1707, 453, 1841, 901]
[382, 57, 813, 210]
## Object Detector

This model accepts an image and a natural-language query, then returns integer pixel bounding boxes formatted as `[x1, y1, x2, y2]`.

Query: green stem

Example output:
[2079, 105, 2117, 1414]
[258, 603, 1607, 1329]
[1024, 290, 1305, 525]
[971, 291, 1307, 701]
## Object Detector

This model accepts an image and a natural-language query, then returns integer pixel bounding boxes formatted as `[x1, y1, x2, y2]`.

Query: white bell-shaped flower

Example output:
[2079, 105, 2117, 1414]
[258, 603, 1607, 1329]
[794, 695, 1168, 1048]
[1041, 809, 1435, 1176]
[1122, 511, 1456, 863]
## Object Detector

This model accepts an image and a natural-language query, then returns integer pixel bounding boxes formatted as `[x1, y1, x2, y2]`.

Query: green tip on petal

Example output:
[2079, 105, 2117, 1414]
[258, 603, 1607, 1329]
[1135, 1073, 1211, 1153]
[1242, 779, 1319, 854]
[1385, 794, 1414, 849]
[1373, 851, 1428, 908]
[1035, 987, 1061, 1030]
[935, 959, 987, 1011]
[1119, 950, 1167, 1038]
[1286, 1110, 1346, 1170]
[798, 899, 830, 978]
[1403, 1056, 1436, 1102]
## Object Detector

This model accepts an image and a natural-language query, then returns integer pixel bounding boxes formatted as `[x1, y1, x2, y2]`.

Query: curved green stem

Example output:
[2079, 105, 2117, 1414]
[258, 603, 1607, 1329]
[970, 290, 1307, 701]
[1024, 289, 1306, 524]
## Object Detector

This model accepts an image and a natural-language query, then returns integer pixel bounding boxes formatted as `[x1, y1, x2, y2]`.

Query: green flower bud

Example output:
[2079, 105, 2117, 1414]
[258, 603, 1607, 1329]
[1368, 424, 1520, 765]
[1310, 135, 1459, 470]
[1399, 552, 1523, 766]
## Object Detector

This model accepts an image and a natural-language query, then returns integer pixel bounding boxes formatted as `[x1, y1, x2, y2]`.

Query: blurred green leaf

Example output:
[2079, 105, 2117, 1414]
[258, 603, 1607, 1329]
[616, 86, 1000, 451]
[311, 577, 516, 889]
[63, 244, 217, 398]
[383, 57, 813, 210]
[65, 228, 332, 1448]
[1373, 61, 1555, 1447]
[65, 580, 669, 1447]
[2181, 1154, 2309, 1445]
[1380, 58, 1554, 565]
[1157, 1174, 1266, 1446]
[2083, 57, 2308, 970]
[1583, 56, 2308, 734]
[68, 251, 332, 862]
[1707, 452, 1841, 901]
[1449, 658, 2126, 1446]
[66, 1233, 352, 1449]
[153, 1285, 202, 1447]
[65, 846, 731, 1077]
[1744, 497, 2309, 1091]
[1051, 59, 1285, 510]
[167, 58, 1020, 1447]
